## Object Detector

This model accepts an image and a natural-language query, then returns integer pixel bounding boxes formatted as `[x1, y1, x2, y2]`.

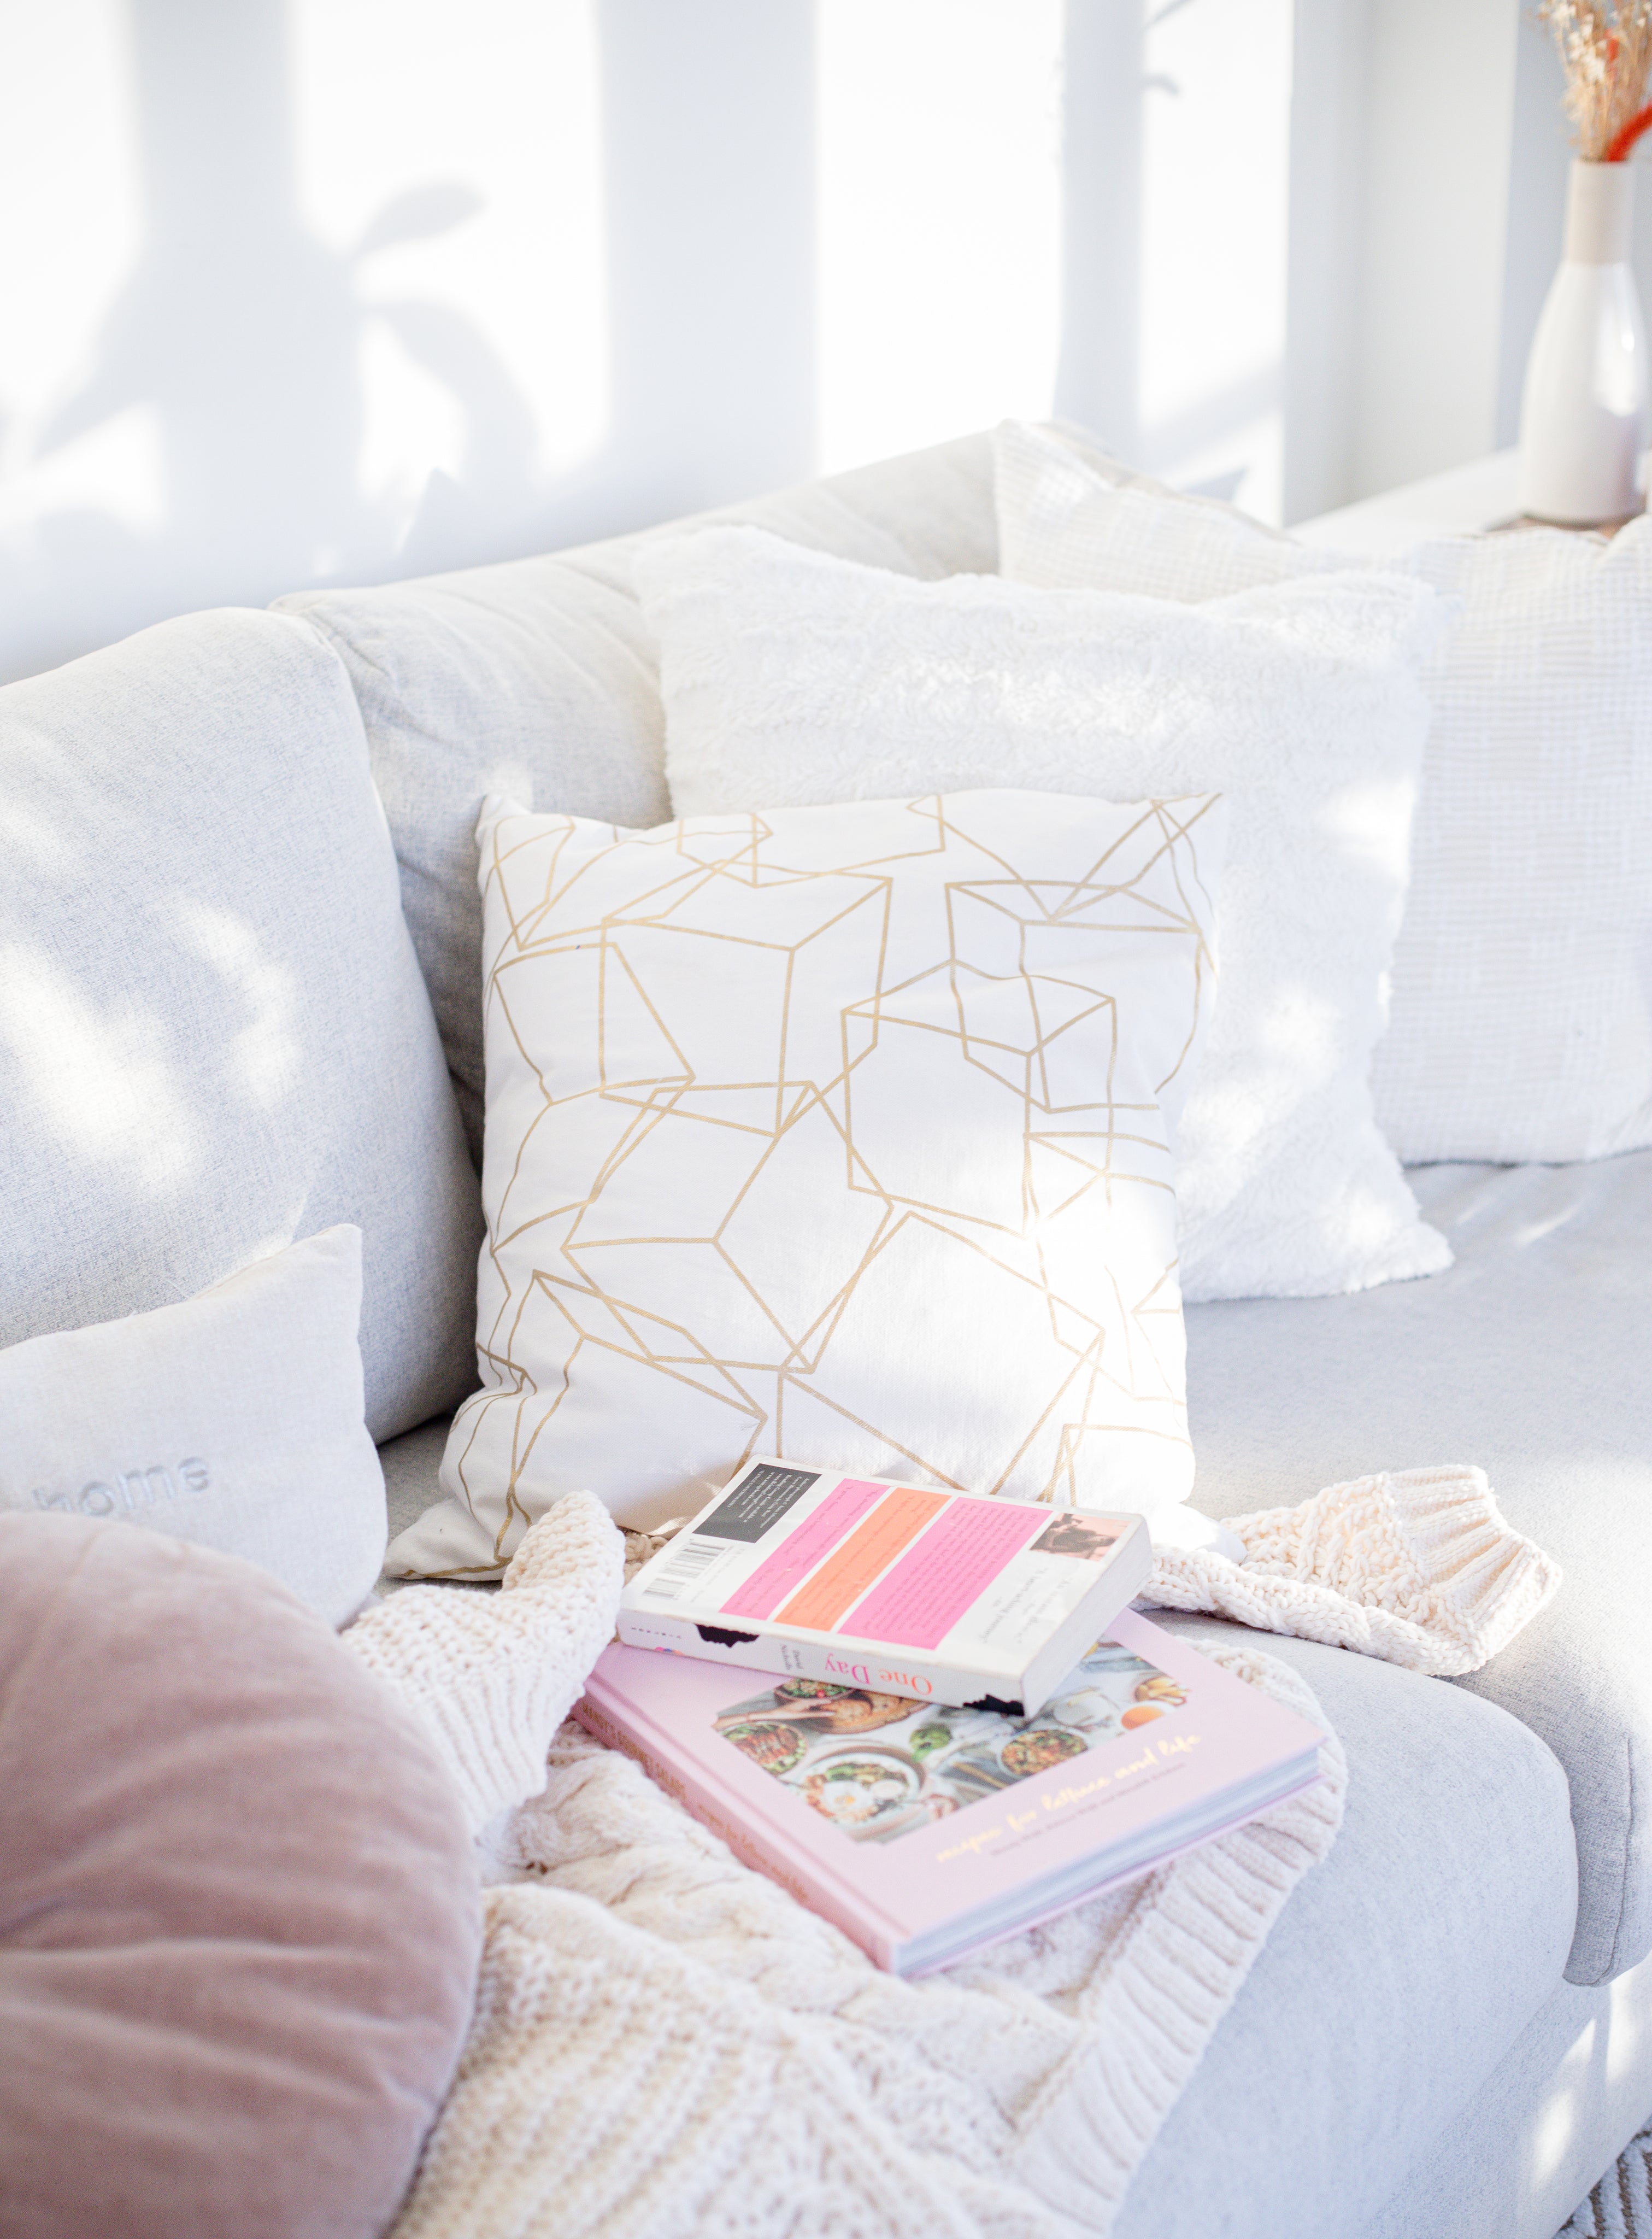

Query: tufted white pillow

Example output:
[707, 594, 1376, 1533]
[636, 521, 1450, 1304]
[390, 788, 1225, 1576]
[995, 417, 1652, 1166]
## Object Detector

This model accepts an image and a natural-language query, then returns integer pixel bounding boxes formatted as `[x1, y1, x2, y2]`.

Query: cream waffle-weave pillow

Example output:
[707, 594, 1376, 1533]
[996, 417, 1652, 1165]
[392, 788, 1224, 1576]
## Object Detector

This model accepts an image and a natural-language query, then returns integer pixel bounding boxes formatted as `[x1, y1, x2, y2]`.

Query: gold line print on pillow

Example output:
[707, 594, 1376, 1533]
[448, 790, 1220, 1556]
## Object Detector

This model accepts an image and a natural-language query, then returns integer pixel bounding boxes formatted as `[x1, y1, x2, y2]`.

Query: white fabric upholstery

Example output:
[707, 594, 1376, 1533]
[275, 435, 998, 1162]
[1357, 1945, 1652, 2239]
[0, 1228, 385, 1626]
[0, 608, 482, 1443]
[1183, 1147, 1652, 1988]
[400, 787, 1224, 1569]
[379, 1414, 451, 1556]
[637, 520, 1450, 1305]
[996, 417, 1652, 1167]
[1114, 1617, 1577, 2239]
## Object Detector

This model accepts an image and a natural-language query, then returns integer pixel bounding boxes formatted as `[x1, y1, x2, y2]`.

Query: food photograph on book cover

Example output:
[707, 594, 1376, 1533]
[712, 1642, 1189, 1844]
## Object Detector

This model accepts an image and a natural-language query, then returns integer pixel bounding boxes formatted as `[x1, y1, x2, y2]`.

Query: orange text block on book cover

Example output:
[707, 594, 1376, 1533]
[775, 1487, 948, 1632]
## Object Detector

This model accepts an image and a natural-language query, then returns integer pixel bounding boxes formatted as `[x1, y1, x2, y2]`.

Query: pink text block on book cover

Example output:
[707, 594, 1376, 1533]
[718, 1478, 889, 1622]
[842, 1499, 1048, 1648]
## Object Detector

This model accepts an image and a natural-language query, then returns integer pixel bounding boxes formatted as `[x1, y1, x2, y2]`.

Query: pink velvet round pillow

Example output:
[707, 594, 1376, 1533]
[0, 1515, 480, 2239]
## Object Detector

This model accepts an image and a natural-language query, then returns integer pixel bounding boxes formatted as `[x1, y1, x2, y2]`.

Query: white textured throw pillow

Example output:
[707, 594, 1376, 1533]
[0, 1228, 385, 1625]
[394, 788, 1225, 1575]
[996, 418, 1652, 1165]
[636, 524, 1450, 1304]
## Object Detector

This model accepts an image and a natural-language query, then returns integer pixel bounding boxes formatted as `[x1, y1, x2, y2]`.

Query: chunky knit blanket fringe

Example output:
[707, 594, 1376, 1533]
[344, 1464, 1559, 2239]
[1142, 1464, 1560, 1675]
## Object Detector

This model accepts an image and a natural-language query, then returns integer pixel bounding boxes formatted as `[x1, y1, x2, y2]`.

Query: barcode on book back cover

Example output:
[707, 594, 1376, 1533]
[643, 1539, 724, 1598]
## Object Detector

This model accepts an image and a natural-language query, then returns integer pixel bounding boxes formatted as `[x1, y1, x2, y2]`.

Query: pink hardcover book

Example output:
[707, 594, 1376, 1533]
[575, 1608, 1325, 1976]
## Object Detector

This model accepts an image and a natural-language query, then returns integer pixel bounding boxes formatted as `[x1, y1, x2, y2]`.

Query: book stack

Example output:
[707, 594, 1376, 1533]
[579, 1456, 1324, 1976]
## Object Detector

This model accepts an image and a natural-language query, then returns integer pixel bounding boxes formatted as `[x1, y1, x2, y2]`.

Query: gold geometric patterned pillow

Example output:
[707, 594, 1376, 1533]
[390, 787, 1225, 1578]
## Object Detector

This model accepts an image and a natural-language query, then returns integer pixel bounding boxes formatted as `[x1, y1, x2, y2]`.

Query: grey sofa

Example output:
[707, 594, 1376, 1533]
[7, 429, 1648, 2239]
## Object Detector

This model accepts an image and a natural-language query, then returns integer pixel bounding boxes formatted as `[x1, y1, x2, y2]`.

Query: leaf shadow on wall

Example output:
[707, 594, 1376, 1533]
[392, 0, 820, 578]
[0, 0, 820, 686]
[4, 0, 534, 679]
[1, 0, 1274, 684]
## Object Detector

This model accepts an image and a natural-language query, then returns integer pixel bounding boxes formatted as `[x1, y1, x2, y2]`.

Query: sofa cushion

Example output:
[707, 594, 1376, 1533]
[274, 433, 997, 1160]
[1356, 1946, 1652, 2239]
[0, 1513, 480, 2239]
[0, 607, 483, 1441]
[0, 1226, 385, 1626]
[1114, 1616, 1576, 2239]
[411, 785, 1222, 1560]
[1183, 1147, 1652, 1986]
[996, 415, 1652, 1170]
[636, 519, 1450, 1307]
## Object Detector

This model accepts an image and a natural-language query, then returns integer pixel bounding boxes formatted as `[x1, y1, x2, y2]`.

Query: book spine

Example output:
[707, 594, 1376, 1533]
[571, 1690, 897, 1972]
[614, 1610, 1016, 1710]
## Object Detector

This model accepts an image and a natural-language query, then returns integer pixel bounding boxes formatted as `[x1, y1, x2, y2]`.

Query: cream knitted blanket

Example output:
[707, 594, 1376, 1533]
[346, 1466, 1557, 2239]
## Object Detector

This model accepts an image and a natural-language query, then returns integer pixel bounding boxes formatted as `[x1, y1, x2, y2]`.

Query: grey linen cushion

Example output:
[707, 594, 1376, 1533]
[1183, 1147, 1652, 1988]
[275, 432, 997, 1159]
[0, 608, 483, 1441]
[1116, 1617, 1575, 2239]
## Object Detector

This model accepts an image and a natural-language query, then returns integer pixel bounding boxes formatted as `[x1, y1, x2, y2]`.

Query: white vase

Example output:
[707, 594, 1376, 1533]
[1518, 159, 1649, 526]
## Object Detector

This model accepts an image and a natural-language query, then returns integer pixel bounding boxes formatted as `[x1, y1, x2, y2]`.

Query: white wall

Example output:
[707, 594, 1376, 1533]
[2, 0, 815, 682]
[1051, 0, 1296, 518]
[0, 0, 1600, 687]
[1342, 0, 1522, 497]
[1280, 0, 1369, 524]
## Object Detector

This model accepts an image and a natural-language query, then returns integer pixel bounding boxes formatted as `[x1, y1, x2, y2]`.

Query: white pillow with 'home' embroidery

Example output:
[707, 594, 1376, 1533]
[0, 1226, 384, 1625]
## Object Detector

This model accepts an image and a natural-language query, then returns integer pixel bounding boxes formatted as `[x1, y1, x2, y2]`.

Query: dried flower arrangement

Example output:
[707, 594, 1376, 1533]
[1540, 1, 1652, 161]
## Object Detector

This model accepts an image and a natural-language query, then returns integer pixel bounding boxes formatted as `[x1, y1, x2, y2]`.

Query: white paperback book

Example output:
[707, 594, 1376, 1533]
[618, 1458, 1154, 1718]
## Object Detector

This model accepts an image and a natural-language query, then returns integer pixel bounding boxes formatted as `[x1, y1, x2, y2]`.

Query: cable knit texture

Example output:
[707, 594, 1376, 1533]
[1143, 1464, 1561, 1675]
[341, 1470, 1558, 2238]
[344, 1491, 624, 1832]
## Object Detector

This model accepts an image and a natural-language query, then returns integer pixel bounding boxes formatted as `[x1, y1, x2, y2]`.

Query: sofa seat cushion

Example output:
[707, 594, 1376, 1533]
[1184, 1148, 1652, 1986]
[275, 433, 997, 1159]
[381, 1413, 453, 1546]
[0, 606, 483, 1442]
[1116, 1616, 1575, 2239]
